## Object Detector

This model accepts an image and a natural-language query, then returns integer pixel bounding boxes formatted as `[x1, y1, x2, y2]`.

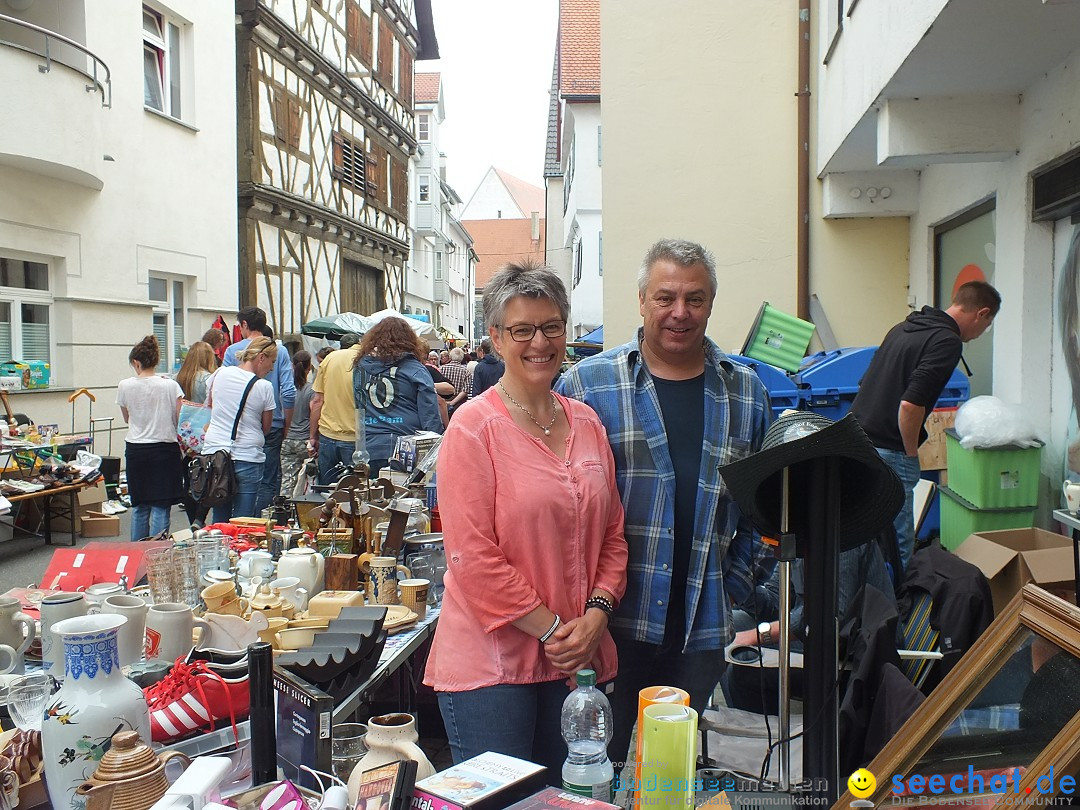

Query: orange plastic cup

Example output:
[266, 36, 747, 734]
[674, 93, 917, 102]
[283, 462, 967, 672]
[633, 686, 690, 792]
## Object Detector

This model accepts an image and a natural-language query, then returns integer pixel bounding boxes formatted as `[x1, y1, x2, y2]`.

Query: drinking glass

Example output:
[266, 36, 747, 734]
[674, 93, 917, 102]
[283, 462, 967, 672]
[408, 556, 438, 607]
[172, 539, 200, 609]
[145, 546, 178, 604]
[331, 722, 367, 782]
[6, 673, 57, 731]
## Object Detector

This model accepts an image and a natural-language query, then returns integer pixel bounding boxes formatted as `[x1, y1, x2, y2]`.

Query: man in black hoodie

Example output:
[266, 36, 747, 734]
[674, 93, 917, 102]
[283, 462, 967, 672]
[850, 281, 1001, 569]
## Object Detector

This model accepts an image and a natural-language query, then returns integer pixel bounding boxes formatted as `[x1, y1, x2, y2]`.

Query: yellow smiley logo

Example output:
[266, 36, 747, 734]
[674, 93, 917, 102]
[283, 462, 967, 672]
[848, 768, 876, 799]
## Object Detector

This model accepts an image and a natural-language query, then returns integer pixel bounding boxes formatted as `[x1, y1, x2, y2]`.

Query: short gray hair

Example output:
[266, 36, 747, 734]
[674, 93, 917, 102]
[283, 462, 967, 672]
[449, 347, 465, 362]
[483, 259, 570, 331]
[636, 238, 717, 298]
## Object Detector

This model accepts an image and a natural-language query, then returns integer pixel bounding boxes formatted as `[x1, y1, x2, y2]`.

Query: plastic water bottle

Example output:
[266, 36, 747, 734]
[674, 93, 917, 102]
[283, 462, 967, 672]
[561, 669, 614, 801]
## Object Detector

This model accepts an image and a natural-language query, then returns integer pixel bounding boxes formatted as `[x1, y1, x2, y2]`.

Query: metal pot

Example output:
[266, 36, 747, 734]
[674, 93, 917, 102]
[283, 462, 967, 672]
[400, 533, 446, 588]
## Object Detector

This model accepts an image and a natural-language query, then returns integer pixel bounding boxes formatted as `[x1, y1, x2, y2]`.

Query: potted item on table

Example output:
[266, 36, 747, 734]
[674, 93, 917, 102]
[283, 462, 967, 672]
[347, 713, 435, 804]
[74, 730, 191, 810]
[41, 615, 151, 810]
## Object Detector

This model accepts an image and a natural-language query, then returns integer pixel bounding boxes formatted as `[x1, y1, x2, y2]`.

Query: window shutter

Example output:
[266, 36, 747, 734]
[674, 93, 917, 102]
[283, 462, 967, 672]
[391, 158, 407, 215]
[360, 10, 373, 68]
[400, 51, 413, 106]
[346, 0, 360, 58]
[365, 148, 380, 199]
[272, 89, 287, 144]
[378, 16, 393, 81]
[332, 132, 344, 180]
[288, 96, 302, 149]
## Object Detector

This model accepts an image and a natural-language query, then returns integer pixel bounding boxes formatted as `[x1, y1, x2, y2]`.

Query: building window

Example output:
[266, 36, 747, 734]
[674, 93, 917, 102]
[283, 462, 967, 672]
[0, 257, 51, 367]
[149, 275, 186, 374]
[272, 86, 303, 150]
[143, 5, 183, 118]
[418, 113, 430, 142]
[572, 235, 583, 289]
[597, 125, 602, 167]
[598, 231, 603, 276]
[419, 176, 430, 202]
[331, 132, 367, 193]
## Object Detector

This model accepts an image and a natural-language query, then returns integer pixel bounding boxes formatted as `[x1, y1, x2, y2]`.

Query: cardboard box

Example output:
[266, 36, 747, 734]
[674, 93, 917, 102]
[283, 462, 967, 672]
[78, 478, 106, 506]
[0, 361, 49, 389]
[919, 408, 957, 471]
[952, 528, 1076, 614]
[80, 511, 120, 537]
[0, 376, 22, 392]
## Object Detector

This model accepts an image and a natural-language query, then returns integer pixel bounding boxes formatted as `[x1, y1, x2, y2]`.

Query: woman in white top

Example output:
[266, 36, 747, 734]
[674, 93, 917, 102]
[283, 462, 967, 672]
[200, 337, 278, 523]
[116, 335, 184, 541]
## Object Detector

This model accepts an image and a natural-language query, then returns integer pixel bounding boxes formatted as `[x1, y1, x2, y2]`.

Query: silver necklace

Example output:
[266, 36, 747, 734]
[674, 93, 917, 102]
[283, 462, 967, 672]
[498, 381, 559, 436]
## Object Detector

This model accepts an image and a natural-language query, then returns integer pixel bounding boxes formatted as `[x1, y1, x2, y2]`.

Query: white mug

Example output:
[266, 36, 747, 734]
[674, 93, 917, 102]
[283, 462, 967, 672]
[145, 602, 210, 663]
[83, 582, 125, 613]
[237, 550, 275, 580]
[0, 646, 19, 676]
[1064, 480, 1080, 514]
[39, 592, 88, 675]
[103, 594, 148, 667]
[270, 577, 309, 612]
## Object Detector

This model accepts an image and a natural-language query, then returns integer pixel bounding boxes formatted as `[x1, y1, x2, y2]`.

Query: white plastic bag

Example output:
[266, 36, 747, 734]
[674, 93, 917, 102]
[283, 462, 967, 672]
[953, 395, 1043, 449]
[75, 449, 102, 469]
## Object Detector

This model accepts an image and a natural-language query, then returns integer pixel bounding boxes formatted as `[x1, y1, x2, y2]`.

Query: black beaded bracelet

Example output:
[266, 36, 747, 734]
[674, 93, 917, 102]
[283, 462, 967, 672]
[585, 595, 615, 617]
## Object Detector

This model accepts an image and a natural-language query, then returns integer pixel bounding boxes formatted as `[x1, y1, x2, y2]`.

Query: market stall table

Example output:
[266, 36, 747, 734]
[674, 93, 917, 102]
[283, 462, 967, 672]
[0, 479, 91, 546]
[1051, 508, 1080, 605]
[162, 606, 440, 758]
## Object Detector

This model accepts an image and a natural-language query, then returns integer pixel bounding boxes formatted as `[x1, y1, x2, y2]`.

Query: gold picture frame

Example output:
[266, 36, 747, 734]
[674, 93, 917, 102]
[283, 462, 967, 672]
[835, 584, 1080, 809]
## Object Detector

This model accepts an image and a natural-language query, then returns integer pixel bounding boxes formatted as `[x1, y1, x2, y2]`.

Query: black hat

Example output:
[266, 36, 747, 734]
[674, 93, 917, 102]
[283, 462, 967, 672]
[340, 333, 361, 349]
[719, 412, 903, 554]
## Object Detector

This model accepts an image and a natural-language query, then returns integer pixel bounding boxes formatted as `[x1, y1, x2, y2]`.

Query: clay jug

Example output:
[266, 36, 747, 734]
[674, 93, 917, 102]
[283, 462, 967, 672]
[75, 730, 191, 810]
[347, 713, 435, 804]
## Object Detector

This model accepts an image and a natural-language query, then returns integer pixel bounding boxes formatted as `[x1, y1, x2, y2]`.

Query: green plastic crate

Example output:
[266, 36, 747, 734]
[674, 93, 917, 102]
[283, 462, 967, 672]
[938, 485, 1036, 551]
[945, 430, 1042, 508]
[740, 302, 815, 373]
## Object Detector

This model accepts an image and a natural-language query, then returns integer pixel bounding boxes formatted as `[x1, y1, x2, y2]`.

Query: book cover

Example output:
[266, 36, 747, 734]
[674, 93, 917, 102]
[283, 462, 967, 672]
[355, 759, 419, 810]
[274, 668, 333, 790]
[504, 787, 621, 810]
[411, 752, 548, 810]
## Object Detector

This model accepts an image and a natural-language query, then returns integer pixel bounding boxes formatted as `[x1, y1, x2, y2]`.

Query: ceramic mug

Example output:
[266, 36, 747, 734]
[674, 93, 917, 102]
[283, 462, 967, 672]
[145, 603, 209, 662]
[39, 592, 89, 675]
[102, 594, 148, 667]
[368, 557, 411, 606]
[201, 581, 250, 616]
[270, 577, 309, 612]
[1064, 480, 1080, 514]
[398, 579, 429, 621]
[0, 753, 19, 810]
[82, 582, 125, 613]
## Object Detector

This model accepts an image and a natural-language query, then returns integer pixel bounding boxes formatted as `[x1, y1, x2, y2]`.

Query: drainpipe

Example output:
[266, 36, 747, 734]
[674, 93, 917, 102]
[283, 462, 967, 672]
[796, 0, 811, 321]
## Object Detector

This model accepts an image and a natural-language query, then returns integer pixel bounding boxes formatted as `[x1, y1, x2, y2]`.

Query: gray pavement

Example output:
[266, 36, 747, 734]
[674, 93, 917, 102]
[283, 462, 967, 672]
[0, 503, 192, 590]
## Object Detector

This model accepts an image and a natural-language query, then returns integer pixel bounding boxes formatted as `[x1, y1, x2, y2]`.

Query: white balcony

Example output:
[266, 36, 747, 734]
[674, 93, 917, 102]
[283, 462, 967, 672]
[0, 14, 110, 190]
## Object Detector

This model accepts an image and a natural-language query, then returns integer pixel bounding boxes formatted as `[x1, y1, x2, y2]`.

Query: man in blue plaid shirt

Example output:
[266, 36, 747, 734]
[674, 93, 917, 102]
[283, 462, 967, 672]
[557, 238, 773, 766]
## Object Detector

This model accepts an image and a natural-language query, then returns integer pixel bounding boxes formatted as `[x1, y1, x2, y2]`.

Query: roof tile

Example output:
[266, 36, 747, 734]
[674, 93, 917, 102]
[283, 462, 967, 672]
[559, 0, 600, 98]
[414, 72, 441, 104]
[463, 219, 547, 288]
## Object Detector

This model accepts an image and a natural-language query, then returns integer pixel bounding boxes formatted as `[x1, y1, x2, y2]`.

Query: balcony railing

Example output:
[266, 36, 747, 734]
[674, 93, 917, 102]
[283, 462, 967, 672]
[0, 12, 111, 107]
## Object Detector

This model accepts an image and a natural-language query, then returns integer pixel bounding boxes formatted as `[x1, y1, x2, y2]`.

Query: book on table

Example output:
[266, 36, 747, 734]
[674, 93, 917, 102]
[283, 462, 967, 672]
[411, 752, 547, 810]
[356, 759, 418, 810]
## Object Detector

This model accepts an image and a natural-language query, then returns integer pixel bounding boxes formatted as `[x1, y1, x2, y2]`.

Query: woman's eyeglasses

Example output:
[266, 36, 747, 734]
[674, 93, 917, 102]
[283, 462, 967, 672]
[503, 320, 566, 342]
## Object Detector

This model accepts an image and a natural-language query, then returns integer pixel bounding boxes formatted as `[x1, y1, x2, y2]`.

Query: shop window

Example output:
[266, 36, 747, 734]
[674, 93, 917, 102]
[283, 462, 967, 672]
[149, 274, 186, 374]
[0, 257, 52, 365]
[143, 4, 184, 119]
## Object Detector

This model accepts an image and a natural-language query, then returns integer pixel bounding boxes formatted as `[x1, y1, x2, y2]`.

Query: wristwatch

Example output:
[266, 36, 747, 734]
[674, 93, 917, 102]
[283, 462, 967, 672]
[757, 621, 773, 646]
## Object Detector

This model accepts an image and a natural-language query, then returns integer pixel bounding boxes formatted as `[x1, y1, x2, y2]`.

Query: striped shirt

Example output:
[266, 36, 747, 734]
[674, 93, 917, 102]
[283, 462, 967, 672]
[556, 329, 773, 652]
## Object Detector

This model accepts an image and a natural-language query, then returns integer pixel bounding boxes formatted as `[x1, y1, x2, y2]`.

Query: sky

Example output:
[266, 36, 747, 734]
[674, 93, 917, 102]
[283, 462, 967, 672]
[421, 0, 559, 203]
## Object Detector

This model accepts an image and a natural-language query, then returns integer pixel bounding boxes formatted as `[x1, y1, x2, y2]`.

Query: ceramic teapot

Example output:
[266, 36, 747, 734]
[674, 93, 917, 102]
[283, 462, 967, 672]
[237, 549, 274, 580]
[249, 584, 294, 620]
[74, 730, 190, 810]
[277, 546, 325, 597]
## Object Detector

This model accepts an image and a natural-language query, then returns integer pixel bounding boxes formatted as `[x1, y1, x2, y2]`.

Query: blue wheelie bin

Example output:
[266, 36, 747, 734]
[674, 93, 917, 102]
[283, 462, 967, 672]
[728, 354, 802, 422]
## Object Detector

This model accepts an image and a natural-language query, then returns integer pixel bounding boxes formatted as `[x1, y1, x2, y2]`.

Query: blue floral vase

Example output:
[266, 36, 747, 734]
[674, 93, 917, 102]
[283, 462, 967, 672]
[41, 614, 151, 810]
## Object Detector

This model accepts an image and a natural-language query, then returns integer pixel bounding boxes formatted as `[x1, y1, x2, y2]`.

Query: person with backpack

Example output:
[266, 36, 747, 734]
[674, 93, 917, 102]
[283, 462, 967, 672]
[199, 337, 278, 522]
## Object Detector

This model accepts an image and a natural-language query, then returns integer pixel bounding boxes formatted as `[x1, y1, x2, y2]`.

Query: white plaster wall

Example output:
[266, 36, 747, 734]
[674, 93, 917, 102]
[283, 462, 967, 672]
[462, 168, 526, 220]
[545, 177, 571, 298]
[601, 0, 798, 352]
[907, 48, 1080, 495]
[815, 0, 947, 173]
[0, 0, 237, 432]
[563, 103, 602, 336]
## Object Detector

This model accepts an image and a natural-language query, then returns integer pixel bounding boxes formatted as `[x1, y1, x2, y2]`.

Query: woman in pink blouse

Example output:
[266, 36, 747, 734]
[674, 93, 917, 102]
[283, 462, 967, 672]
[425, 261, 628, 776]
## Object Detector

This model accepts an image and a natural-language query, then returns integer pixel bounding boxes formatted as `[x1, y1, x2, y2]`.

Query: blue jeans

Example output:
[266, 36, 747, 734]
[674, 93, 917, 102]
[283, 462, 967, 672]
[438, 681, 570, 782]
[317, 435, 355, 484]
[255, 428, 284, 515]
[212, 460, 263, 523]
[877, 448, 922, 571]
[130, 504, 170, 541]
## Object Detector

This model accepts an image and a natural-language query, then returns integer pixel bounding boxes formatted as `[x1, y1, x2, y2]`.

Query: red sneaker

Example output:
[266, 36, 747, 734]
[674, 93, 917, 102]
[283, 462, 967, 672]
[145, 659, 249, 743]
